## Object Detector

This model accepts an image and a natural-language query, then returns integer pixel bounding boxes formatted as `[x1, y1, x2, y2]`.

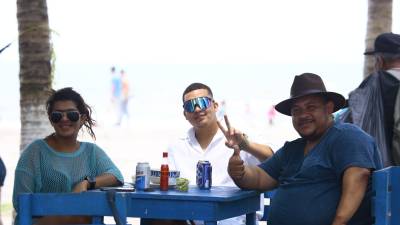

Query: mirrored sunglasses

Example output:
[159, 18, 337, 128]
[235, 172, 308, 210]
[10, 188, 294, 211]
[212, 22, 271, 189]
[50, 111, 80, 123]
[183, 96, 212, 113]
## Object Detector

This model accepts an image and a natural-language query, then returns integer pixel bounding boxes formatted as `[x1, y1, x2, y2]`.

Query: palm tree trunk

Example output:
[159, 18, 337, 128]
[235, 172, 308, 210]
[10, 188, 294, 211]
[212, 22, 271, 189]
[17, 0, 53, 151]
[363, 0, 392, 78]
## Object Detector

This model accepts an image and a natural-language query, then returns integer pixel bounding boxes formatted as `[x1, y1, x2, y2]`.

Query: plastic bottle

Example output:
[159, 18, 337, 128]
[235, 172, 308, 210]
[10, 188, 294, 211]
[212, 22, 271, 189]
[160, 152, 169, 191]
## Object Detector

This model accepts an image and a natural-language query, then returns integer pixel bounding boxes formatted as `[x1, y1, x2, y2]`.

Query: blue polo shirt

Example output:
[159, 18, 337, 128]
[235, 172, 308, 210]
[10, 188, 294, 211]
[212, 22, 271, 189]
[259, 122, 382, 225]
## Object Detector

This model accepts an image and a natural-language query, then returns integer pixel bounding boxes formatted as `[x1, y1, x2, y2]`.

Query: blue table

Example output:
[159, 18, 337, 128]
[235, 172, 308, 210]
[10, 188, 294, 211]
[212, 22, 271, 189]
[18, 186, 260, 225]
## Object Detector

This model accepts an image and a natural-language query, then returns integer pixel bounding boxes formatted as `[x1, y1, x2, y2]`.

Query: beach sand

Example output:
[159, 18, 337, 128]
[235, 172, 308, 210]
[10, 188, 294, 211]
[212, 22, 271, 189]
[0, 115, 297, 224]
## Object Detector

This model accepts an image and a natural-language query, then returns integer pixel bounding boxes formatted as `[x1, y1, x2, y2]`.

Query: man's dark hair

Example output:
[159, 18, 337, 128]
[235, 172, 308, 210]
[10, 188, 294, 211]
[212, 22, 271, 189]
[376, 52, 400, 63]
[182, 83, 213, 102]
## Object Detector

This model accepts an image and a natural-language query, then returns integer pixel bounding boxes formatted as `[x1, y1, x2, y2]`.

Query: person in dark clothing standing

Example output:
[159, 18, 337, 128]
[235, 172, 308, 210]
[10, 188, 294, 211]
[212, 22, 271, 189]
[347, 33, 400, 166]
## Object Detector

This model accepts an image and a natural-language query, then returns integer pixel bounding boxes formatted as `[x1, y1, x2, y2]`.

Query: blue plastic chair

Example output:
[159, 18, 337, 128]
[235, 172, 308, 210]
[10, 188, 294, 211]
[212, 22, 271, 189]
[259, 190, 276, 221]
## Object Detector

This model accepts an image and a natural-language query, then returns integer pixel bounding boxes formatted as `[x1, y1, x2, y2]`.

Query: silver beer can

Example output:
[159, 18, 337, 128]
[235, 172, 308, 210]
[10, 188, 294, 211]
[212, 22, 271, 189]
[135, 162, 150, 190]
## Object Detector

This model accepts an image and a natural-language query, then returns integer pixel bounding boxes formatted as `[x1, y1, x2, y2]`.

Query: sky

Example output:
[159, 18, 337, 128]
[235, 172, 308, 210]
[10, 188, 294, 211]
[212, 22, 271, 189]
[1, 0, 399, 65]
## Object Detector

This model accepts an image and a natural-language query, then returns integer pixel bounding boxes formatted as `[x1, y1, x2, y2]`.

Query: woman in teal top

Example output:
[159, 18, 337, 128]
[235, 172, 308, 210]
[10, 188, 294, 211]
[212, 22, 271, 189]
[13, 87, 124, 224]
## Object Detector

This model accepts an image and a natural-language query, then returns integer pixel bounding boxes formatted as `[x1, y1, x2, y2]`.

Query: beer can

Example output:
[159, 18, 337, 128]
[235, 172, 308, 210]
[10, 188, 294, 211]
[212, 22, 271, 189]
[135, 162, 150, 190]
[196, 160, 212, 189]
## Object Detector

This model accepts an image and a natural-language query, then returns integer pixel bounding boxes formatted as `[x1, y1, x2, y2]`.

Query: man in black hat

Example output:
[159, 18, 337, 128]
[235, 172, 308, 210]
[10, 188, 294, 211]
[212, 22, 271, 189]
[347, 32, 400, 166]
[225, 73, 382, 225]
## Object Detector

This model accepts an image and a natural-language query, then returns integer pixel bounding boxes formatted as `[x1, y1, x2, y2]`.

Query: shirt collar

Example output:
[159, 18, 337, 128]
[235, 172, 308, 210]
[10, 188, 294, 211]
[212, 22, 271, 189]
[387, 68, 400, 81]
[187, 127, 225, 151]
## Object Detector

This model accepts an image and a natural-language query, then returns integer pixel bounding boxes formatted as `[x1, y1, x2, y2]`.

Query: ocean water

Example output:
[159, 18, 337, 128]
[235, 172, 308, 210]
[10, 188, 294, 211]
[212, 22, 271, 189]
[0, 62, 364, 127]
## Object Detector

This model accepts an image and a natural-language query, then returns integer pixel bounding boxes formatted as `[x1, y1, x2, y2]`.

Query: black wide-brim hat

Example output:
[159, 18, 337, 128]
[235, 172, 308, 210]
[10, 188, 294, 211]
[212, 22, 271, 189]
[275, 73, 346, 116]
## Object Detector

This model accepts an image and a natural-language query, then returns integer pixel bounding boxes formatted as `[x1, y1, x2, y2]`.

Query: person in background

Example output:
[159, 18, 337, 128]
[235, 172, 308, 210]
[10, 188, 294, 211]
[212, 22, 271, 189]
[0, 157, 6, 225]
[110, 66, 122, 125]
[116, 69, 131, 126]
[267, 105, 277, 125]
[166, 82, 274, 225]
[227, 73, 382, 225]
[13, 87, 124, 225]
[217, 99, 226, 121]
[348, 32, 400, 166]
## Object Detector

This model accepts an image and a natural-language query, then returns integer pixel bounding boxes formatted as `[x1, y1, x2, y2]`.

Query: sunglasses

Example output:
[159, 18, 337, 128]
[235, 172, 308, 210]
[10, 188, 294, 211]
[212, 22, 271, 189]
[183, 96, 213, 113]
[50, 111, 80, 123]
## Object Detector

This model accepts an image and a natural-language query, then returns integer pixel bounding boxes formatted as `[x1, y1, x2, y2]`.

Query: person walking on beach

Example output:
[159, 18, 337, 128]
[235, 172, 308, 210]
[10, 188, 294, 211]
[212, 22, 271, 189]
[267, 105, 276, 125]
[217, 99, 227, 121]
[13, 87, 124, 225]
[227, 73, 382, 225]
[110, 66, 122, 104]
[110, 66, 122, 124]
[116, 69, 130, 126]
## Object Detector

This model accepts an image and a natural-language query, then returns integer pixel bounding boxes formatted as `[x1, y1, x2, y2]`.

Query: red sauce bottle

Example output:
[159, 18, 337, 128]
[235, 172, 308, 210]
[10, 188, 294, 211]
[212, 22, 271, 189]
[160, 152, 169, 191]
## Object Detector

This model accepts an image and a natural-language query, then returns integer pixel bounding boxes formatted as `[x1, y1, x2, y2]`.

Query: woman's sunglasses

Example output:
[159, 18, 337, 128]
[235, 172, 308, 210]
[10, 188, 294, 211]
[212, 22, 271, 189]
[50, 111, 80, 123]
[183, 96, 212, 113]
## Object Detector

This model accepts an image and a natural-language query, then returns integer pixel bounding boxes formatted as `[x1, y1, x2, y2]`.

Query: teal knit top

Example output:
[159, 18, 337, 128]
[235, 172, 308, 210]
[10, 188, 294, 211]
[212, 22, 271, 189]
[13, 139, 124, 212]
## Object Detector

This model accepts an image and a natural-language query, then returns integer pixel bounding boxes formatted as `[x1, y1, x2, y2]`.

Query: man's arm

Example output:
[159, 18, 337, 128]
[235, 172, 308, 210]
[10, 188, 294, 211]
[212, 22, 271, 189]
[73, 173, 121, 192]
[331, 167, 371, 225]
[217, 115, 274, 162]
[228, 146, 278, 191]
[239, 135, 274, 162]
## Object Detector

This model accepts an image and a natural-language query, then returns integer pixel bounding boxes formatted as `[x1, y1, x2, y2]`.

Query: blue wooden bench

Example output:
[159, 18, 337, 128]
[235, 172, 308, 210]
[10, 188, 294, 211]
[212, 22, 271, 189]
[373, 166, 400, 225]
[259, 190, 276, 221]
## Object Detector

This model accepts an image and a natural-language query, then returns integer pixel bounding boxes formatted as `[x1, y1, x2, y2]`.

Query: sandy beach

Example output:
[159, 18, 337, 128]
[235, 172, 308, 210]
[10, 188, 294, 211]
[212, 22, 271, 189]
[0, 114, 298, 224]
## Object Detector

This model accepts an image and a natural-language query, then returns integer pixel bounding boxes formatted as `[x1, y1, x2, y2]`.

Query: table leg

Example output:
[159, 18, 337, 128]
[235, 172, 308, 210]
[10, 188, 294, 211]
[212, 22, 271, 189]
[19, 194, 32, 225]
[140, 218, 151, 225]
[92, 216, 103, 224]
[246, 212, 256, 225]
[115, 193, 128, 225]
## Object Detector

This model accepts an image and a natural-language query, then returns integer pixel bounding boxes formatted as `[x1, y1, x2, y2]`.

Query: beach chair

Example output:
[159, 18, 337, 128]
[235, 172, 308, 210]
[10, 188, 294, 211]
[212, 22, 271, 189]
[259, 190, 276, 221]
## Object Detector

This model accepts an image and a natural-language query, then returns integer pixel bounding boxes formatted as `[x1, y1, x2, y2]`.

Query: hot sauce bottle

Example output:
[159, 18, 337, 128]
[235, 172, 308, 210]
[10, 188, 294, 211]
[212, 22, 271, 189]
[160, 152, 169, 191]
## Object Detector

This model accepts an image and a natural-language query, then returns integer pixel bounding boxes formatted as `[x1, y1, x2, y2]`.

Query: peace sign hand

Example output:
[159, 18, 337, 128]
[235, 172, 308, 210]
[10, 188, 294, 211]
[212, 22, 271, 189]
[217, 115, 247, 180]
[217, 114, 248, 150]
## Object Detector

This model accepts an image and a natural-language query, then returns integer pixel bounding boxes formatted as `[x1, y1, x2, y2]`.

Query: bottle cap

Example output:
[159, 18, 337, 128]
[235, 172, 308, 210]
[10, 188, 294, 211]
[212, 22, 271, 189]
[163, 152, 168, 157]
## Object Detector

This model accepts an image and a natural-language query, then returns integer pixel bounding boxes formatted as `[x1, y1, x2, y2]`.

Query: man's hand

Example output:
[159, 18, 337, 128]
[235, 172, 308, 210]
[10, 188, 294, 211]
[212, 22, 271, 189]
[217, 114, 248, 150]
[72, 180, 89, 193]
[228, 145, 245, 180]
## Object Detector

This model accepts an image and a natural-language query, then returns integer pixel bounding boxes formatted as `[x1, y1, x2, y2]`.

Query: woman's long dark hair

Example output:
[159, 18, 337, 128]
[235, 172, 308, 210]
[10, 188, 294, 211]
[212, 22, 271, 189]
[46, 87, 96, 140]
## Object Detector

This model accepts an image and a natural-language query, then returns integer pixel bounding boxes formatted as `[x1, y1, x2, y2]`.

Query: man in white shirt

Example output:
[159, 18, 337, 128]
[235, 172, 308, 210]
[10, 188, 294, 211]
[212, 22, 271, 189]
[168, 82, 274, 225]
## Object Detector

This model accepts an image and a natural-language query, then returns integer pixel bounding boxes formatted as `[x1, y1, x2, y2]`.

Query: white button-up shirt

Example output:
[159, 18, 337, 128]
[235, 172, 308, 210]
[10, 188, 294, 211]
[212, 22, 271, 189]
[168, 128, 261, 225]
